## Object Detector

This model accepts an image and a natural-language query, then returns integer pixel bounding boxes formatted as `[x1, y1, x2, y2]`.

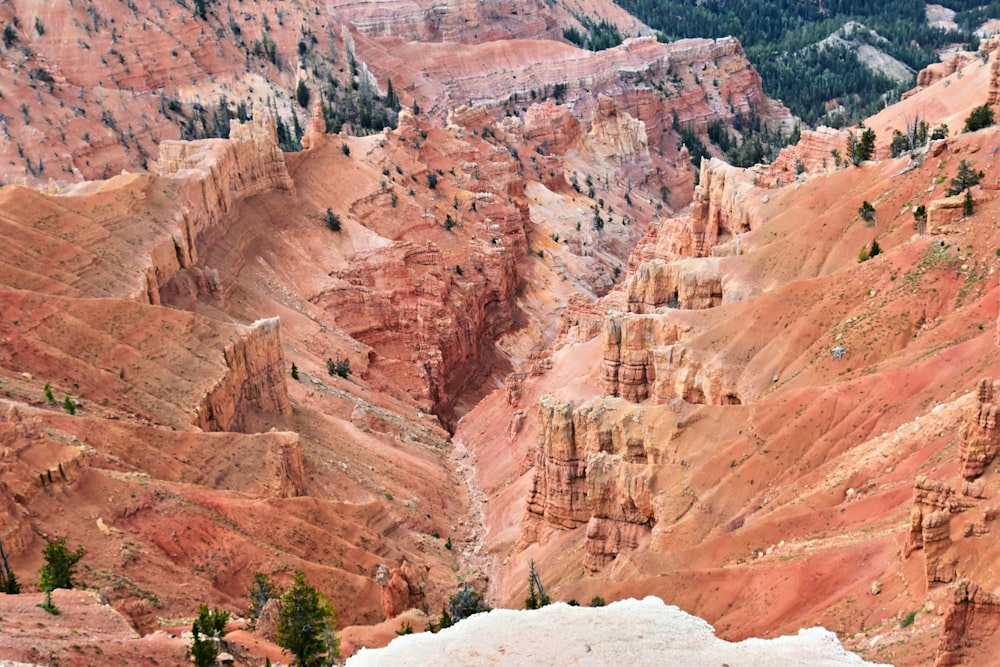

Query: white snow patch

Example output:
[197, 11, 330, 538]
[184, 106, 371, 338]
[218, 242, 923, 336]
[347, 597, 890, 666]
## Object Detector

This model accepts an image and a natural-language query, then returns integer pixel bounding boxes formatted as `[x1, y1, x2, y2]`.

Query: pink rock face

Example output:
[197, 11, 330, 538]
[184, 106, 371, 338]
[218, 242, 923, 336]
[959, 378, 1000, 480]
[936, 580, 1000, 666]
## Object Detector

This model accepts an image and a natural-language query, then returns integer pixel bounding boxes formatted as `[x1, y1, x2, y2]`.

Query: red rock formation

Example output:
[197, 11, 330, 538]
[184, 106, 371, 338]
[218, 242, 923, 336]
[196, 318, 292, 433]
[523, 101, 583, 156]
[988, 45, 1000, 109]
[377, 559, 427, 619]
[958, 378, 1000, 479]
[625, 258, 725, 313]
[583, 451, 655, 572]
[751, 127, 845, 188]
[935, 579, 1000, 666]
[521, 396, 655, 571]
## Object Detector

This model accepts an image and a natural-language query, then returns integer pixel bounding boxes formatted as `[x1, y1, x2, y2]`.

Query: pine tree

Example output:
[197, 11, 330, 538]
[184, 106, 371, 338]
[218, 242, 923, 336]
[324, 209, 341, 232]
[247, 572, 279, 630]
[963, 188, 974, 217]
[0, 537, 20, 594]
[191, 605, 229, 667]
[948, 160, 984, 196]
[296, 80, 311, 109]
[276, 571, 338, 667]
[858, 200, 876, 224]
[524, 560, 551, 610]
[39, 538, 84, 591]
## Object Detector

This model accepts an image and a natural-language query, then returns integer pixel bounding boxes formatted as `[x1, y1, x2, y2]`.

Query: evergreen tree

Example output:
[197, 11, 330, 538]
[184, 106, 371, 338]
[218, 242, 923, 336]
[247, 572, 279, 630]
[963, 188, 974, 217]
[296, 80, 310, 108]
[858, 200, 876, 224]
[191, 605, 229, 667]
[524, 560, 551, 610]
[324, 209, 341, 232]
[276, 572, 338, 667]
[0, 537, 20, 594]
[948, 160, 984, 196]
[963, 104, 995, 133]
[39, 538, 84, 590]
[437, 584, 489, 630]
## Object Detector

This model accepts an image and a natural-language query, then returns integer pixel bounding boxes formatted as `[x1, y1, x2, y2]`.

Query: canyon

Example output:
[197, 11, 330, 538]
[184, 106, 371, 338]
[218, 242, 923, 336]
[0, 1, 998, 666]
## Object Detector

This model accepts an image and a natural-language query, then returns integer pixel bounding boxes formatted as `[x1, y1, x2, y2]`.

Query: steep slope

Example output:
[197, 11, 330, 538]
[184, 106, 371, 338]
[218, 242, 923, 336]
[457, 45, 1000, 667]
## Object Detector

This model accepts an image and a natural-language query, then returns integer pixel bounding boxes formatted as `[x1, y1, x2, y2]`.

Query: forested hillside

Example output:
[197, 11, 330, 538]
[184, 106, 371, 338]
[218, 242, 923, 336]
[615, 0, 987, 126]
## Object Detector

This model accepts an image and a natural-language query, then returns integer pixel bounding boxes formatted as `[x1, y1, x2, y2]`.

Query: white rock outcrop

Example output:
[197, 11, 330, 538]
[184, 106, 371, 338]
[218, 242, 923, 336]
[347, 596, 888, 666]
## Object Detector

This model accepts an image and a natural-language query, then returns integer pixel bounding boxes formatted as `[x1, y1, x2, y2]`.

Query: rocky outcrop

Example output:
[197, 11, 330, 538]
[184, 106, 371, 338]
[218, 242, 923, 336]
[935, 579, 1000, 666]
[927, 190, 981, 233]
[522, 396, 655, 571]
[585, 94, 649, 168]
[907, 380, 1000, 587]
[751, 127, 844, 188]
[602, 311, 743, 405]
[958, 378, 1000, 479]
[117, 111, 297, 307]
[584, 452, 655, 572]
[331, 0, 562, 43]
[625, 258, 725, 313]
[903, 477, 965, 583]
[637, 158, 759, 262]
[988, 45, 1000, 109]
[523, 398, 592, 532]
[603, 314, 671, 402]
[196, 318, 292, 433]
[376, 559, 428, 619]
[361, 35, 791, 143]
[522, 101, 583, 156]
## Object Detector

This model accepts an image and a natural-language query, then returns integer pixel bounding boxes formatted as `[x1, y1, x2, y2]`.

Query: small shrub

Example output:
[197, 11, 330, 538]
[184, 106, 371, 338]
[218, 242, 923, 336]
[443, 214, 456, 231]
[340, 142, 350, 156]
[963, 104, 995, 133]
[444, 537, 452, 550]
[436, 584, 490, 631]
[858, 200, 876, 224]
[296, 79, 310, 109]
[62, 396, 76, 415]
[426, 172, 438, 189]
[290, 363, 299, 381]
[327, 356, 352, 379]
[37, 588, 59, 615]
[454, 265, 463, 275]
[589, 596, 605, 607]
[396, 621, 414, 635]
[324, 208, 341, 232]
[900, 610, 917, 628]
[43, 383, 56, 405]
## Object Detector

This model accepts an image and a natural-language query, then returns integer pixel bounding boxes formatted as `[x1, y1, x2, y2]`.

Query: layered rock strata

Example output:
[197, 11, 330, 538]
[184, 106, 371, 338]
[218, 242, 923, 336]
[958, 378, 1000, 479]
[522, 396, 656, 571]
[195, 318, 293, 433]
